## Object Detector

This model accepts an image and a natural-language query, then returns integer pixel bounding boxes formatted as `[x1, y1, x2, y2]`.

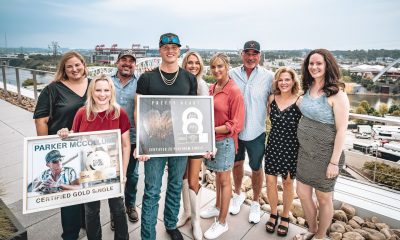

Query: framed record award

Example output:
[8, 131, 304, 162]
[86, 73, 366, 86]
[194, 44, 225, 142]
[137, 95, 216, 157]
[23, 130, 124, 214]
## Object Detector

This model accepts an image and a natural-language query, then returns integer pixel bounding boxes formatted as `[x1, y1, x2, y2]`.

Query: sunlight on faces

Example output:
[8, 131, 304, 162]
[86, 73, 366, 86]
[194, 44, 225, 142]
[116, 56, 136, 77]
[65, 57, 85, 81]
[93, 80, 112, 109]
[185, 55, 201, 76]
[308, 53, 326, 80]
[211, 58, 229, 82]
[241, 50, 260, 70]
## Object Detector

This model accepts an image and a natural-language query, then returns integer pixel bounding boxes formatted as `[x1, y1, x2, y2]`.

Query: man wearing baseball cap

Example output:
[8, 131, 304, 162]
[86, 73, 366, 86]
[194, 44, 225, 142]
[135, 33, 197, 240]
[31, 150, 80, 193]
[228, 40, 273, 224]
[109, 49, 140, 230]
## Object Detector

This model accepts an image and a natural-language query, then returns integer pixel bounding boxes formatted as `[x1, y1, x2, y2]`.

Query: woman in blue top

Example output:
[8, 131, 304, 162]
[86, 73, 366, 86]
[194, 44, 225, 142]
[294, 49, 349, 240]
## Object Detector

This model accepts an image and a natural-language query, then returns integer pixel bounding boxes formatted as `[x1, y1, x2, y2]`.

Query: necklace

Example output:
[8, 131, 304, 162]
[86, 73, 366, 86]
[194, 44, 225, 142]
[159, 67, 179, 86]
[214, 79, 229, 94]
[96, 111, 109, 123]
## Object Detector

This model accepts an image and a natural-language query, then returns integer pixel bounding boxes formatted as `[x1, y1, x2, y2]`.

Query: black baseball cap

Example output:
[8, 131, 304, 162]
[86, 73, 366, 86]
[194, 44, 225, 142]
[45, 150, 64, 163]
[243, 40, 261, 53]
[117, 49, 136, 62]
[159, 33, 181, 47]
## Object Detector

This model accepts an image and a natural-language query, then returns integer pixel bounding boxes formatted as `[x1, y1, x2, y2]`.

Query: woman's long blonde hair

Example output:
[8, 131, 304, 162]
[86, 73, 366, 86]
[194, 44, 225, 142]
[182, 51, 205, 80]
[272, 67, 300, 95]
[85, 74, 120, 121]
[54, 51, 88, 82]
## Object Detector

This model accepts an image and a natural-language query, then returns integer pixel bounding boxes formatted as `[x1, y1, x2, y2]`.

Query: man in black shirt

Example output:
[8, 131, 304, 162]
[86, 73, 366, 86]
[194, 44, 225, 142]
[135, 33, 197, 240]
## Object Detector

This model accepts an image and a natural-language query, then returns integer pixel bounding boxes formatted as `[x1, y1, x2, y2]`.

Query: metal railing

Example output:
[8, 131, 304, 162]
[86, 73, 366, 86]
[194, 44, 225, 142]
[1, 65, 55, 101]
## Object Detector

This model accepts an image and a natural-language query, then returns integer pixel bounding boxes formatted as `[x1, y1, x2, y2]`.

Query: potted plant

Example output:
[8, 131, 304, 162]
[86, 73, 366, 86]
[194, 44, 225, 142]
[0, 188, 27, 240]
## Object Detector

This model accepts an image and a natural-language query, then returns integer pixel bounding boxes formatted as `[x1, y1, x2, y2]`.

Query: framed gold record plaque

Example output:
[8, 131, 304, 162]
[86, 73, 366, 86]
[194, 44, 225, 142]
[23, 130, 123, 214]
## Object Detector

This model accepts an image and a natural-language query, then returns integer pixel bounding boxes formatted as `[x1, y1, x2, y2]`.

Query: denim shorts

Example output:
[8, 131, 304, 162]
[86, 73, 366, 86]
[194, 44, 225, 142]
[205, 137, 234, 172]
[234, 132, 266, 171]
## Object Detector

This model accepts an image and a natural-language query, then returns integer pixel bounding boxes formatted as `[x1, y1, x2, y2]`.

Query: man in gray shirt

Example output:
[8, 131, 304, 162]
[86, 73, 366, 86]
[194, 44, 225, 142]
[110, 49, 140, 229]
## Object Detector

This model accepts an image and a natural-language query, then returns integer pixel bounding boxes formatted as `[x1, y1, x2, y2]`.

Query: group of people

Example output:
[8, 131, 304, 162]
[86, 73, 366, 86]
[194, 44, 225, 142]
[33, 32, 349, 240]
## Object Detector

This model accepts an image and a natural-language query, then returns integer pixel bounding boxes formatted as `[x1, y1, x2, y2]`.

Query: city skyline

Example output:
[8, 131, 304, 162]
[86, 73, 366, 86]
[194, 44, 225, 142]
[0, 0, 399, 51]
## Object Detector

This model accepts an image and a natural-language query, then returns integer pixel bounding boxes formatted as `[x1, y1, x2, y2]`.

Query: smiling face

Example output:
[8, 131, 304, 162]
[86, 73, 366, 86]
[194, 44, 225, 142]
[159, 44, 180, 64]
[277, 72, 295, 94]
[211, 57, 229, 82]
[241, 49, 260, 70]
[308, 53, 326, 81]
[185, 54, 201, 76]
[93, 80, 111, 109]
[116, 55, 136, 78]
[65, 56, 85, 81]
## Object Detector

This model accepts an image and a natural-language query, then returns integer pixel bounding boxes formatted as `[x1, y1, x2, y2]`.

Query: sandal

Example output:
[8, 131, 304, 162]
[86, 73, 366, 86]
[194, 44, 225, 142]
[292, 231, 315, 240]
[265, 213, 279, 233]
[277, 216, 290, 237]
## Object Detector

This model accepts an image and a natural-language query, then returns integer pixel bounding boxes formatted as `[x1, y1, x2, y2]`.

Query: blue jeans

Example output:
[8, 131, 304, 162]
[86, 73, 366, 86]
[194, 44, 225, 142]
[141, 156, 188, 240]
[125, 144, 139, 207]
[85, 197, 128, 240]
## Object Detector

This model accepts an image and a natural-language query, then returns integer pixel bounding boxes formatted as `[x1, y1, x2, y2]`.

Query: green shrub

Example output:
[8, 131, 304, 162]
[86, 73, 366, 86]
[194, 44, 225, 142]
[363, 161, 400, 190]
[22, 78, 35, 87]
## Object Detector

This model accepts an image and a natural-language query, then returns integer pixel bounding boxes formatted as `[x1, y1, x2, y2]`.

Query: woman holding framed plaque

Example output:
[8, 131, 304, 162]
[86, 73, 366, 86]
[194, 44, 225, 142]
[200, 53, 245, 239]
[58, 74, 130, 240]
[34, 51, 89, 240]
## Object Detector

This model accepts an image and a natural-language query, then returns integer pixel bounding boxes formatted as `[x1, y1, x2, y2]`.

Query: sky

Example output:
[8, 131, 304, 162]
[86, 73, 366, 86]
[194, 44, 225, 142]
[0, 0, 399, 51]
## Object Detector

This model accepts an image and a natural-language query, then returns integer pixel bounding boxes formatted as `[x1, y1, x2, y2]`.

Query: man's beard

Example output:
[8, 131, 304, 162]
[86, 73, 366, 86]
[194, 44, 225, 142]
[120, 69, 133, 77]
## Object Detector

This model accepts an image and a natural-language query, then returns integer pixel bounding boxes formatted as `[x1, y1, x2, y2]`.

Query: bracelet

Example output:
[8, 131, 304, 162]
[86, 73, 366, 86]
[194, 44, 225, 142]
[329, 162, 338, 166]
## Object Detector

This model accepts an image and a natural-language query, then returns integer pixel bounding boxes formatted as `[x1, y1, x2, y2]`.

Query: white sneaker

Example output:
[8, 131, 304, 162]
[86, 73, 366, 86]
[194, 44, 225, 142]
[229, 192, 246, 215]
[204, 220, 228, 239]
[248, 201, 261, 223]
[200, 206, 220, 219]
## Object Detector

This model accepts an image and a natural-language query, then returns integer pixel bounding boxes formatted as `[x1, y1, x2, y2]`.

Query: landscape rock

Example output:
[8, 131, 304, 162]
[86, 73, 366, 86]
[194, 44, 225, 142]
[345, 224, 354, 232]
[353, 229, 369, 239]
[349, 219, 362, 229]
[371, 216, 379, 224]
[290, 199, 304, 218]
[375, 223, 389, 231]
[331, 222, 346, 233]
[333, 210, 348, 223]
[380, 228, 392, 239]
[343, 231, 365, 240]
[330, 232, 343, 240]
[297, 217, 305, 226]
[261, 204, 271, 213]
[335, 220, 347, 227]
[341, 203, 356, 219]
[363, 227, 386, 240]
[352, 216, 365, 225]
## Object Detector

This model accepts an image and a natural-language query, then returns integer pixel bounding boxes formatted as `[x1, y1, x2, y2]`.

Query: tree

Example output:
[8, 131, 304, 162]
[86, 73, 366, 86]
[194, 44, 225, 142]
[378, 103, 388, 117]
[355, 106, 367, 124]
[359, 100, 371, 112]
[342, 76, 352, 82]
[389, 104, 400, 114]
[202, 74, 215, 84]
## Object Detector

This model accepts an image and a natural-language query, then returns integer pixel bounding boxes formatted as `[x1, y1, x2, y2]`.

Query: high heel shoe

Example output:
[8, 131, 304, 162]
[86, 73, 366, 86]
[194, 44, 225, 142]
[277, 216, 290, 237]
[265, 213, 279, 233]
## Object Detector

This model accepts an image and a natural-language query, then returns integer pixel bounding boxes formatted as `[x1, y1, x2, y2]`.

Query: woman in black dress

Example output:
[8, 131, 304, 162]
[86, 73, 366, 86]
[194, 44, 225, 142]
[34, 51, 89, 240]
[264, 67, 301, 237]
